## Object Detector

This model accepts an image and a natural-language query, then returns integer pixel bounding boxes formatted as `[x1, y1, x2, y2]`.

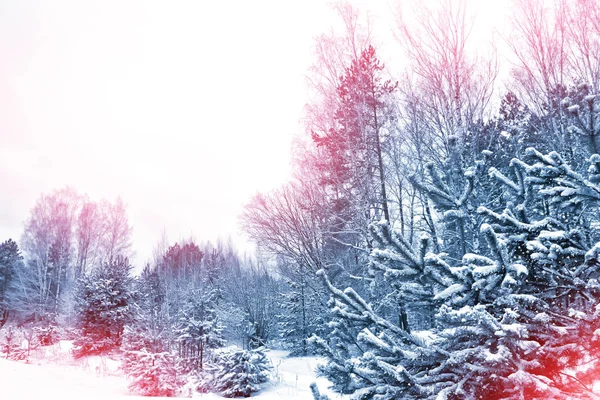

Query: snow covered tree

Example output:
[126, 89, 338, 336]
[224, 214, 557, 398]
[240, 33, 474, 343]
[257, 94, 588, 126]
[13, 188, 133, 324]
[20, 188, 79, 320]
[73, 256, 133, 358]
[277, 275, 328, 356]
[123, 346, 180, 397]
[213, 348, 272, 398]
[123, 264, 181, 396]
[174, 287, 224, 372]
[313, 45, 397, 224]
[0, 239, 22, 328]
[313, 148, 600, 399]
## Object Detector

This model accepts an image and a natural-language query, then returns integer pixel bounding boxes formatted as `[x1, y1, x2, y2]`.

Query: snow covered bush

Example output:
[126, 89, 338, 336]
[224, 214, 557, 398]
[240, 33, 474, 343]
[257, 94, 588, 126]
[313, 149, 600, 399]
[123, 318, 178, 397]
[122, 264, 182, 396]
[123, 337, 180, 397]
[213, 347, 272, 397]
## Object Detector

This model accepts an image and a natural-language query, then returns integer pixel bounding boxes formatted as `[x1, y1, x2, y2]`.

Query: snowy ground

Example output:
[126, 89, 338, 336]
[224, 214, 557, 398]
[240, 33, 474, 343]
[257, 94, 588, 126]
[196, 350, 346, 400]
[0, 343, 345, 399]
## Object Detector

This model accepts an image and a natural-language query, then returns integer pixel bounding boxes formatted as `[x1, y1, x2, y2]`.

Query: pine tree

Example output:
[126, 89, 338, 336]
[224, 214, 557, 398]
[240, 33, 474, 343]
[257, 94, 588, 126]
[174, 287, 224, 372]
[313, 148, 600, 399]
[277, 277, 328, 356]
[73, 256, 133, 357]
[312, 45, 397, 243]
[0, 239, 22, 328]
[123, 320, 180, 397]
[213, 348, 272, 398]
[122, 264, 179, 396]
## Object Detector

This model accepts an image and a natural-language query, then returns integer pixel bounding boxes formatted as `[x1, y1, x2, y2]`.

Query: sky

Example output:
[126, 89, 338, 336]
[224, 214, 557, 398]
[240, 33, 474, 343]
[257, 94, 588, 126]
[0, 0, 508, 265]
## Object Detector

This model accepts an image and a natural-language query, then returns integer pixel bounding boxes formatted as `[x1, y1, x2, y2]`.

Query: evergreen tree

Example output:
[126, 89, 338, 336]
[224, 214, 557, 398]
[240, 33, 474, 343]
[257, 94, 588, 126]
[313, 148, 600, 399]
[73, 256, 133, 357]
[123, 346, 180, 397]
[312, 45, 397, 247]
[277, 276, 328, 356]
[0, 239, 22, 328]
[174, 287, 224, 372]
[213, 348, 272, 398]
[123, 264, 181, 396]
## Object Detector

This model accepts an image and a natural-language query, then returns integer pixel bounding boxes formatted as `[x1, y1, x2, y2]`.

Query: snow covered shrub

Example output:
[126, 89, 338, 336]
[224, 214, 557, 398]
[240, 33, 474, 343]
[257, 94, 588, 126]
[123, 265, 181, 396]
[190, 362, 219, 394]
[34, 323, 58, 346]
[123, 344, 180, 397]
[1, 326, 28, 360]
[213, 347, 272, 397]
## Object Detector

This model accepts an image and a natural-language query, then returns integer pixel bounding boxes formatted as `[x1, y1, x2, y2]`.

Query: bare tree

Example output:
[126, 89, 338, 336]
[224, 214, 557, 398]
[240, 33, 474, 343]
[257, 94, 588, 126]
[506, 0, 600, 157]
[20, 188, 79, 319]
[74, 199, 104, 279]
[394, 0, 498, 158]
[305, 2, 373, 141]
[241, 180, 326, 275]
[100, 197, 133, 264]
[565, 0, 600, 94]
[508, 0, 568, 113]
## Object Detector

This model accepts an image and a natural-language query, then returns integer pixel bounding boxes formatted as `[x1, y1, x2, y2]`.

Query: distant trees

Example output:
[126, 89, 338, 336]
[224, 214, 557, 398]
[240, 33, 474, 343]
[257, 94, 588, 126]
[11, 188, 133, 322]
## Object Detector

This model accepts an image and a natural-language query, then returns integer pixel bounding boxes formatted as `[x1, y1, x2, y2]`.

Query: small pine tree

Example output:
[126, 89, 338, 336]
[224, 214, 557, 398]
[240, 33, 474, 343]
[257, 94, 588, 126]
[123, 265, 179, 396]
[174, 287, 224, 372]
[73, 256, 133, 358]
[123, 325, 180, 397]
[213, 348, 272, 398]
[277, 278, 327, 356]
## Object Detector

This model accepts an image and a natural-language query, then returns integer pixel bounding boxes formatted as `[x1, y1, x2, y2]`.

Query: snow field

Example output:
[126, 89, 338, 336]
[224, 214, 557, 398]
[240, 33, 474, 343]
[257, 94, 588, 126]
[0, 344, 343, 399]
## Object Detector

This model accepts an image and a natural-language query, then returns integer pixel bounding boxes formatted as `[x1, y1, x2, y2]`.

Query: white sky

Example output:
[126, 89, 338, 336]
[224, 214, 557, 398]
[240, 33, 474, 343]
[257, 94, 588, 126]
[0, 0, 508, 265]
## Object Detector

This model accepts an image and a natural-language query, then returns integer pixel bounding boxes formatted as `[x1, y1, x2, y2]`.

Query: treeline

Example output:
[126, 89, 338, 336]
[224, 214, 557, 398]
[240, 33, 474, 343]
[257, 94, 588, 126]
[0, 188, 281, 396]
[0, 188, 133, 326]
[241, 1, 600, 399]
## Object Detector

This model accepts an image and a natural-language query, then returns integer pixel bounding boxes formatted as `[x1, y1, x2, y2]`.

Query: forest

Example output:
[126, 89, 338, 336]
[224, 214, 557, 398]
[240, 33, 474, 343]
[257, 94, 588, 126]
[3, 0, 600, 399]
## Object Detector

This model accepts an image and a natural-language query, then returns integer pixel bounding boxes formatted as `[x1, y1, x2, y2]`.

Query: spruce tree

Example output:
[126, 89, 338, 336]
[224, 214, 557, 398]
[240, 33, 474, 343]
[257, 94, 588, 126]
[277, 277, 328, 356]
[122, 264, 180, 396]
[0, 239, 22, 328]
[213, 348, 272, 398]
[174, 287, 224, 372]
[73, 256, 133, 357]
